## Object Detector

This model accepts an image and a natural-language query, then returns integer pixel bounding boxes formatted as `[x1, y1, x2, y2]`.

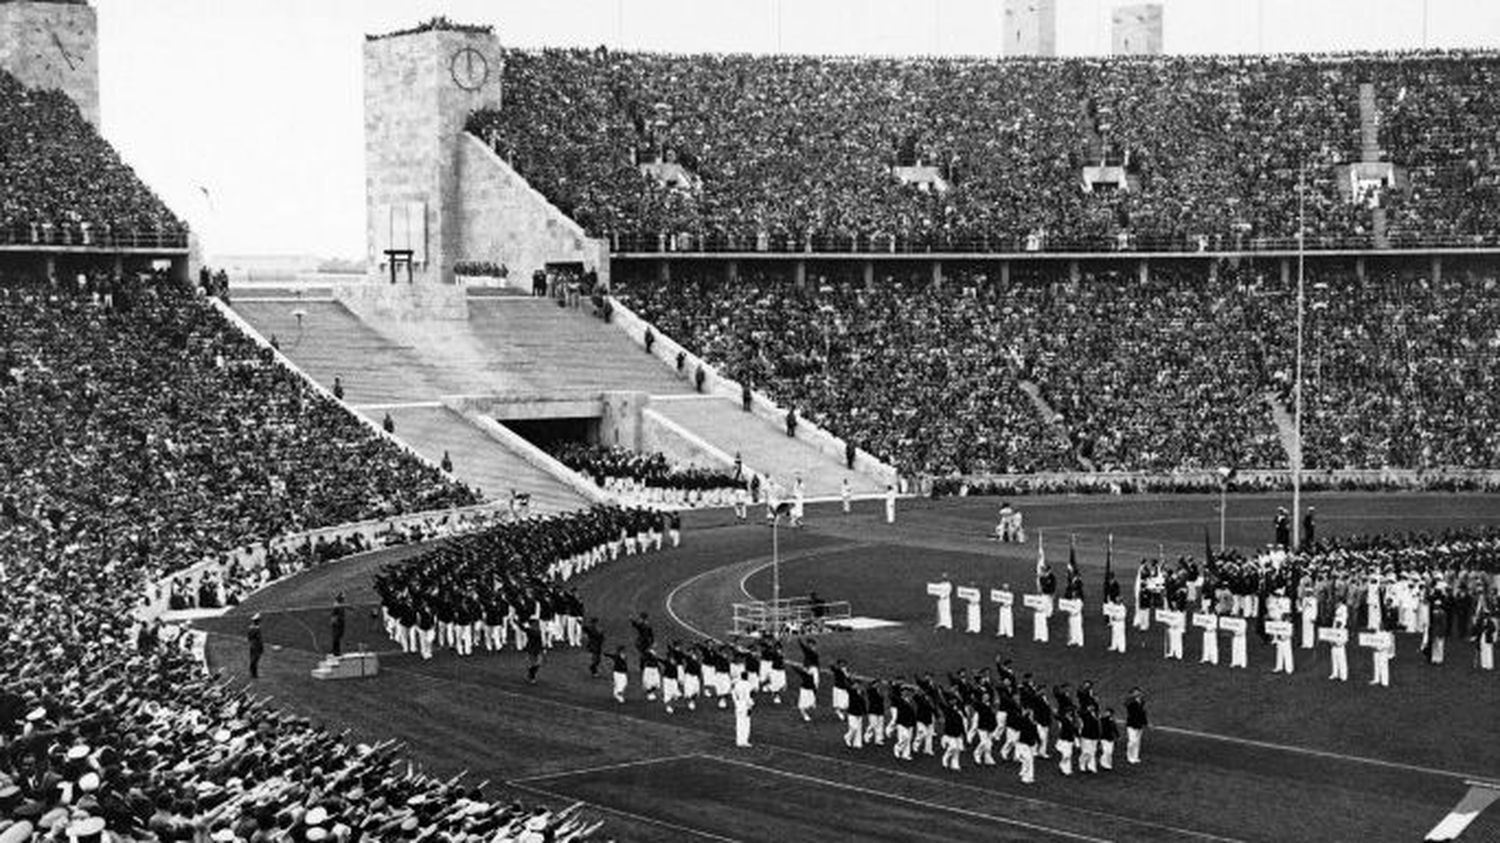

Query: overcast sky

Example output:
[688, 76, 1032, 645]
[92, 0, 1499, 260]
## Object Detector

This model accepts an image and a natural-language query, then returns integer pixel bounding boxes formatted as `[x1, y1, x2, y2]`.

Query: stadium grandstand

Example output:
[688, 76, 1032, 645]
[2, 3, 1498, 842]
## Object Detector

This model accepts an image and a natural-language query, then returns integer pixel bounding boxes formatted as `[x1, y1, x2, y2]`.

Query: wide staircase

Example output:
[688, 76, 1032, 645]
[370, 405, 590, 513]
[465, 298, 695, 395]
[650, 396, 884, 498]
[1357, 82, 1391, 249]
[231, 290, 885, 508]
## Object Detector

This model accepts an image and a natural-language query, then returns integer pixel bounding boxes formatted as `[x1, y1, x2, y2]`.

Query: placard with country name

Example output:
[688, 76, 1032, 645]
[1317, 627, 1349, 645]
[956, 586, 981, 602]
[1058, 598, 1083, 614]
[1155, 609, 1185, 628]
[1103, 603, 1126, 620]
[1219, 616, 1247, 634]
[927, 582, 952, 597]
[1359, 631, 1393, 649]
[1192, 613, 1219, 630]
[991, 589, 1014, 606]
[1023, 594, 1053, 612]
[1265, 620, 1294, 638]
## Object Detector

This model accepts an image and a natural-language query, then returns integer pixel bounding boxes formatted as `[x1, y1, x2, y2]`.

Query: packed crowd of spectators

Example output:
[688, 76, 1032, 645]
[616, 259, 1499, 480]
[473, 48, 1500, 251]
[0, 71, 185, 247]
[1278, 269, 1500, 470]
[0, 272, 601, 841]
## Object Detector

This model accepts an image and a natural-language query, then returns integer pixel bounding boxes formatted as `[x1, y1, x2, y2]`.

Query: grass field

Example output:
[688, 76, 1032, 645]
[199, 491, 1500, 842]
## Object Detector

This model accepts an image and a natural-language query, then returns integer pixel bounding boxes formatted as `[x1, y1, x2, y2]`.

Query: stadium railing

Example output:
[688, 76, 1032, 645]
[142, 500, 511, 621]
[925, 467, 1500, 497]
[609, 230, 1500, 256]
[0, 222, 189, 250]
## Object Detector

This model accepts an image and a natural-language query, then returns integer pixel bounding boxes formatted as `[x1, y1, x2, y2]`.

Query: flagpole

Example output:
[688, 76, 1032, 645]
[1293, 163, 1306, 552]
[772, 514, 780, 632]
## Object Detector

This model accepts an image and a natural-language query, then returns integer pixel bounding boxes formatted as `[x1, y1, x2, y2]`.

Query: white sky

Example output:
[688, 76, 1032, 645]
[92, 0, 1500, 260]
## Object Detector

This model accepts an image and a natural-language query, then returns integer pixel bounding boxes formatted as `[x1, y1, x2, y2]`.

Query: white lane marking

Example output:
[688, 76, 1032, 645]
[508, 780, 745, 842]
[1157, 725, 1494, 782]
[512, 752, 704, 783]
[702, 752, 1116, 843]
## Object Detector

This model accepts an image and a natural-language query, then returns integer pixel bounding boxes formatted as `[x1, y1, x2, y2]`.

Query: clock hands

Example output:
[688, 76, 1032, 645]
[50, 32, 77, 71]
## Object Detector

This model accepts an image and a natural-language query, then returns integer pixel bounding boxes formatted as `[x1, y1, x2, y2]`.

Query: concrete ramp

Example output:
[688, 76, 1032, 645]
[650, 396, 885, 498]
[364, 405, 591, 514]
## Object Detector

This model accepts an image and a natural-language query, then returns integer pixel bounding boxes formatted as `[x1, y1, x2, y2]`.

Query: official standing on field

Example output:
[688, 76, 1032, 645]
[247, 614, 264, 679]
[1125, 688, 1148, 764]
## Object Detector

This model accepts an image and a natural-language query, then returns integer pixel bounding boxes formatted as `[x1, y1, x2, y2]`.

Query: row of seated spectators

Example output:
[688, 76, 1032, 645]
[0, 272, 599, 841]
[614, 260, 1500, 478]
[0, 71, 185, 246]
[473, 48, 1500, 251]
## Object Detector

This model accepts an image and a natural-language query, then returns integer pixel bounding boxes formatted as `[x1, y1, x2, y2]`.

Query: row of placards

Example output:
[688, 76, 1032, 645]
[928, 583, 1394, 650]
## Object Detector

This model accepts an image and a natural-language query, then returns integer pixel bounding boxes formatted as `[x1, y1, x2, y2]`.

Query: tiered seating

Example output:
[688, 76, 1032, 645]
[0, 71, 185, 246]
[0, 279, 599, 841]
[471, 49, 1500, 251]
[617, 263, 1500, 478]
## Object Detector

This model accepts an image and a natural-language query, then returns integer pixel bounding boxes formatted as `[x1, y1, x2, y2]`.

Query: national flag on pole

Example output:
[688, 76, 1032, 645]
[1105, 533, 1113, 582]
[771, 502, 792, 519]
[1205, 525, 1215, 563]
[1067, 534, 1077, 575]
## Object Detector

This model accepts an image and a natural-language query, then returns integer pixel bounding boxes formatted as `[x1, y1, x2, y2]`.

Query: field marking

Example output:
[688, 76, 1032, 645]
[701, 752, 1115, 843]
[507, 780, 745, 842]
[748, 742, 1249, 843]
[1156, 725, 1496, 782]
[664, 543, 866, 641]
[513, 752, 706, 784]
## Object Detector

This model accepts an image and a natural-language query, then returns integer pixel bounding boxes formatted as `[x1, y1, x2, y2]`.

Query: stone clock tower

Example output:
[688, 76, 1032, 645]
[0, 0, 100, 126]
[363, 23, 504, 291]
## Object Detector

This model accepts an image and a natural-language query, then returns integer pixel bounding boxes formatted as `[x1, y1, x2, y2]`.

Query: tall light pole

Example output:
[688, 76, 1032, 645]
[1292, 164, 1307, 552]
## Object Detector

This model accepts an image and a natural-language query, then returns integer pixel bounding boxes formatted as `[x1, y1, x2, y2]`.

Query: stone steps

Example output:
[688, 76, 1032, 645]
[364, 405, 591, 513]
[650, 396, 884, 498]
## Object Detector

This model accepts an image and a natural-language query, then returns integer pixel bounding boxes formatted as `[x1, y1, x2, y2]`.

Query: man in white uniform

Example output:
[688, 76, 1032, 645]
[732, 670, 755, 748]
[1329, 603, 1349, 682]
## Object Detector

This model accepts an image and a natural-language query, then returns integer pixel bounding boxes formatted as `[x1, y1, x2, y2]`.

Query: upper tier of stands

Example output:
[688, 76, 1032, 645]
[471, 48, 1500, 253]
[615, 261, 1500, 477]
[0, 275, 600, 841]
[0, 70, 185, 249]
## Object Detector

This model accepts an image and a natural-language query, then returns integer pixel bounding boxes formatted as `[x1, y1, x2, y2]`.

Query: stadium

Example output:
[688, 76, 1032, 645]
[1, 1, 1497, 841]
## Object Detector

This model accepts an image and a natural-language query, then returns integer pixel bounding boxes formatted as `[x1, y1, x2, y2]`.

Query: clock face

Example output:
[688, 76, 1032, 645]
[450, 47, 489, 91]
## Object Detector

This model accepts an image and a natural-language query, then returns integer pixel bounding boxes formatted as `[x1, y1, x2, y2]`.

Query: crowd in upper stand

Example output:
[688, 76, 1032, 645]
[0, 72, 185, 247]
[472, 48, 1500, 251]
[616, 260, 1500, 479]
[0, 272, 602, 841]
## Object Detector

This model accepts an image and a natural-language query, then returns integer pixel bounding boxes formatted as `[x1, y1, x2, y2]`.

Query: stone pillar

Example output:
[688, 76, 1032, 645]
[1138, 259, 1149, 285]
[862, 260, 875, 289]
[999, 260, 1011, 287]
[658, 259, 671, 284]
[1355, 256, 1366, 284]
[1430, 255, 1442, 285]
[1281, 258, 1291, 286]
[726, 259, 739, 284]
[794, 259, 807, 288]
[931, 260, 943, 289]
